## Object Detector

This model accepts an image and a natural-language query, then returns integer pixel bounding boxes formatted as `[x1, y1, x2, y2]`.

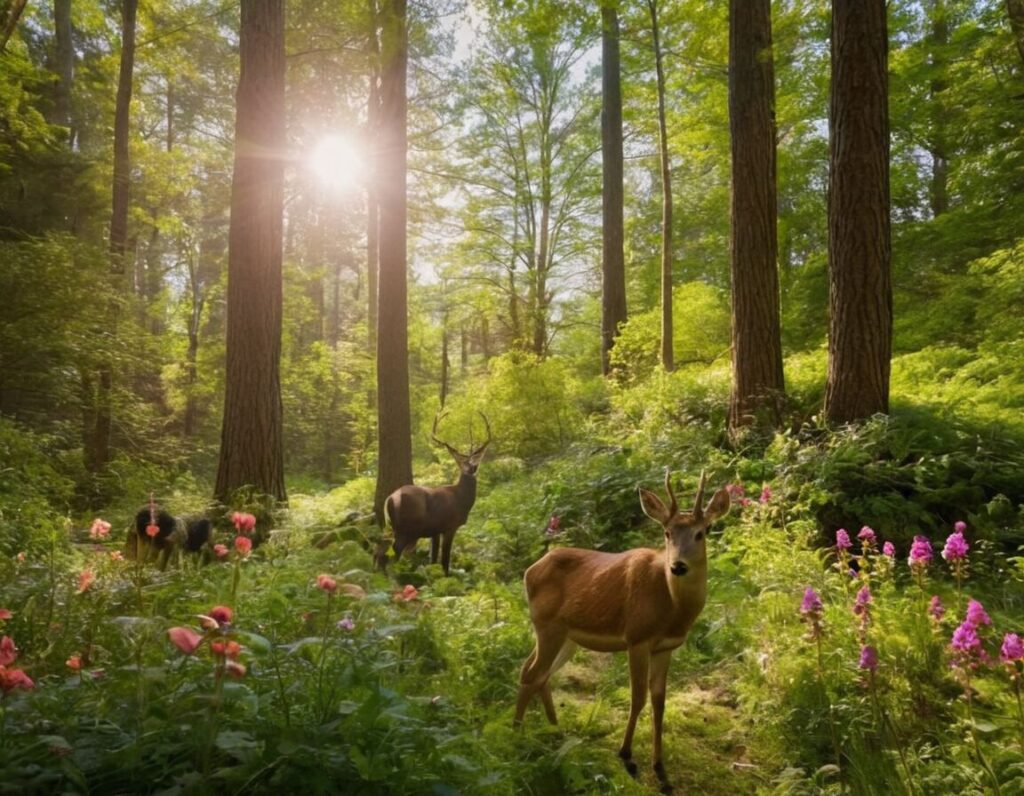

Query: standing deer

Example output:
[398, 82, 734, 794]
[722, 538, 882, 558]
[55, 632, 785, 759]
[383, 411, 491, 575]
[514, 470, 730, 794]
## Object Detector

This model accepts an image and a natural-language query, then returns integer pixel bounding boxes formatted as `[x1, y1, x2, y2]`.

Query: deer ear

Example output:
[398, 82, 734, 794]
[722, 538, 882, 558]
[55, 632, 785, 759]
[638, 487, 671, 524]
[702, 487, 731, 523]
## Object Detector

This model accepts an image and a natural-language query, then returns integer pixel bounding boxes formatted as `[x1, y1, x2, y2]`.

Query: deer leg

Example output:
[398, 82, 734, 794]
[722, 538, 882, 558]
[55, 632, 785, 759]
[539, 639, 577, 724]
[430, 534, 440, 564]
[619, 644, 651, 778]
[649, 650, 673, 794]
[514, 628, 568, 725]
[440, 529, 456, 575]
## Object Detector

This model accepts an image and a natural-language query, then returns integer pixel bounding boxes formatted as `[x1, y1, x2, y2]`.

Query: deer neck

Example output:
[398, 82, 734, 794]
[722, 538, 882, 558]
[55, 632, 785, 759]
[663, 555, 707, 612]
[454, 472, 477, 513]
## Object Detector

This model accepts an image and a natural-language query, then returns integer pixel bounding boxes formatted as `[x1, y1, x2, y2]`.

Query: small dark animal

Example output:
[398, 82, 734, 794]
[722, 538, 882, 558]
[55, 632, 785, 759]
[383, 411, 491, 575]
[127, 507, 213, 570]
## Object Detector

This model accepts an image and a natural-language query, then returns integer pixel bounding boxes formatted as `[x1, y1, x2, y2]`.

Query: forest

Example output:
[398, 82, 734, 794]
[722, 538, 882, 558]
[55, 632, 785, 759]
[2, 0, 1024, 793]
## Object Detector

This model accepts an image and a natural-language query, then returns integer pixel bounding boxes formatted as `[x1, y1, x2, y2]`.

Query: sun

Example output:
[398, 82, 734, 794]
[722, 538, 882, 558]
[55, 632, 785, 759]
[307, 134, 364, 194]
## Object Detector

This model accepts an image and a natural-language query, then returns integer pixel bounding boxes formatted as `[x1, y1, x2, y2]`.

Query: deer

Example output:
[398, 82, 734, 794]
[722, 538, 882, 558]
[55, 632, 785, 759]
[382, 411, 491, 575]
[514, 470, 730, 795]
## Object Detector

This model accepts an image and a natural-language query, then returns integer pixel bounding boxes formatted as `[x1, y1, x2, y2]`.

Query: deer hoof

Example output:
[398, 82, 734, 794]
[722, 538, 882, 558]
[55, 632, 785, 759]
[618, 750, 638, 778]
[654, 762, 673, 794]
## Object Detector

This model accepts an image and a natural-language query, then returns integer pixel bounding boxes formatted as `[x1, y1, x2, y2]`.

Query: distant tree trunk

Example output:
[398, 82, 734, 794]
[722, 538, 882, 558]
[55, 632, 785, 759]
[0, 0, 27, 52]
[53, 0, 75, 146]
[366, 0, 380, 350]
[824, 0, 892, 423]
[1008, 0, 1024, 68]
[927, 0, 949, 218]
[373, 0, 413, 525]
[183, 245, 204, 438]
[214, 0, 287, 503]
[648, 0, 674, 372]
[85, 0, 137, 477]
[728, 0, 785, 431]
[601, 2, 627, 376]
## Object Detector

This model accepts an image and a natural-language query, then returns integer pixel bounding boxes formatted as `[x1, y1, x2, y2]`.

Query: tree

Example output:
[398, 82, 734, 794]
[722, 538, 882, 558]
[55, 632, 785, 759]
[215, 0, 287, 503]
[373, 0, 413, 524]
[600, 1, 626, 376]
[51, 0, 74, 145]
[727, 0, 784, 431]
[366, 0, 381, 350]
[824, 0, 892, 423]
[647, 0, 673, 372]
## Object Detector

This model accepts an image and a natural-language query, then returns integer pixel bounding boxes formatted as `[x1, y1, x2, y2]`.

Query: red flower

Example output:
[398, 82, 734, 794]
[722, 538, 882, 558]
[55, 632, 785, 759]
[211, 640, 242, 660]
[316, 574, 338, 593]
[234, 536, 252, 556]
[0, 608, 12, 621]
[232, 512, 257, 534]
[66, 655, 82, 671]
[145, 523, 161, 538]
[167, 627, 204, 655]
[395, 584, 419, 602]
[0, 667, 34, 694]
[0, 636, 17, 666]
[76, 570, 95, 594]
[213, 544, 229, 559]
[208, 605, 233, 625]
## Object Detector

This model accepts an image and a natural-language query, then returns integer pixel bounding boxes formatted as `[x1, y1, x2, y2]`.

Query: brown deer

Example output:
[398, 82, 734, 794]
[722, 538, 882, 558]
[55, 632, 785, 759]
[383, 411, 491, 575]
[514, 470, 730, 794]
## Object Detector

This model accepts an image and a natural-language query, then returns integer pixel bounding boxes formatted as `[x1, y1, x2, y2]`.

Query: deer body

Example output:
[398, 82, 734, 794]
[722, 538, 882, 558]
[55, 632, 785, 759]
[383, 411, 490, 575]
[515, 471, 729, 793]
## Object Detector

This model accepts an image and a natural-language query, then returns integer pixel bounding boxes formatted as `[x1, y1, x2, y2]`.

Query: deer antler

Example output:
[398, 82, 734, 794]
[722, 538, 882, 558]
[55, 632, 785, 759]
[692, 469, 707, 519]
[431, 410, 460, 458]
[471, 411, 492, 457]
[663, 468, 678, 516]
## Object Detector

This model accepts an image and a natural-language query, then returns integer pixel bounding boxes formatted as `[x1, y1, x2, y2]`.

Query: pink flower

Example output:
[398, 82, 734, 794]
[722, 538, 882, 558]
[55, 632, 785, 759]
[337, 617, 356, 632]
[965, 599, 991, 628]
[942, 531, 969, 562]
[0, 667, 34, 694]
[929, 595, 945, 621]
[208, 605, 233, 625]
[954, 520, 967, 534]
[89, 518, 111, 539]
[66, 655, 82, 671]
[800, 587, 823, 616]
[725, 483, 746, 499]
[145, 524, 160, 538]
[857, 526, 876, 547]
[835, 529, 852, 551]
[544, 515, 561, 537]
[1000, 633, 1024, 663]
[0, 608, 12, 621]
[759, 485, 772, 504]
[0, 636, 17, 666]
[951, 621, 986, 669]
[76, 570, 95, 594]
[232, 512, 257, 534]
[739, 497, 752, 508]
[167, 626, 204, 655]
[882, 541, 895, 557]
[859, 645, 878, 673]
[109, 551, 124, 562]
[234, 536, 252, 556]
[908, 536, 933, 569]
[316, 574, 338, 593]
[225, 660, 247, 678]
[853, 585, 872, 617]
[213, 543, 229, 559]
[395, 584, 419, 602]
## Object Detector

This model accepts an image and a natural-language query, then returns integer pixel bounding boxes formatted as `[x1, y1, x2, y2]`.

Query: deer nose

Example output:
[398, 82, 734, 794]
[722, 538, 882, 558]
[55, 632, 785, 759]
[670, 560, 688, 577]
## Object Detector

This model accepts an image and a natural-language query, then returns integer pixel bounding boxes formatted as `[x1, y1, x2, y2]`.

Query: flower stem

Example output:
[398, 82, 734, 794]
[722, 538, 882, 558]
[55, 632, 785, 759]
[816, 635, 844, 792]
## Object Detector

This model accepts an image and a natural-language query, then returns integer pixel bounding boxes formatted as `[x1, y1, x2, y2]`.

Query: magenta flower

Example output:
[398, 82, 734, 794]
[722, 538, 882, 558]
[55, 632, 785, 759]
[544, 515, 561, 537]
[337, 617, 356, 632]
[853, 585, 872, 617]
[759, 485, 772, 504]
[1001, 633, 1024, 663]
[908, 536, 933, 569]
[859, 645, 879, 673]
[929, 595, 945, 621]
[800, 587, 823, 616]
[965, 599, 991, 628]
[857, 526, 877, 547]
[951, 621, 982, 653]
[725, 483, 746, 499]
[954, 520, 967, 534]
[942, 531, 969, 562]
[835, 529, 852, 551]
[882, 541, 895, 557]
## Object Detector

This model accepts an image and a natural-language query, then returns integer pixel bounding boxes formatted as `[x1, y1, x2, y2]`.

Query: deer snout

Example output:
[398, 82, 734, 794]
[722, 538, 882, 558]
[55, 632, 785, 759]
[670, 560, 688, 577]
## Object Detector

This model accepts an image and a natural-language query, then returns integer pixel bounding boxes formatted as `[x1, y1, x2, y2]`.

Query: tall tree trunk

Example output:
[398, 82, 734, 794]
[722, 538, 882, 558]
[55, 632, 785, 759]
[53, 0, 75, 146]
[601, 2, 627, 376]
[214, 0, 287, 503]
[366, 0, 380, 350]
[648, 0, 674, 372]
[0, 0, 27, 52]
[1008, 0, 1024, 68]
[373, 0, 413, 525]
[728, 0, 785, 431]
[824, 0, 892, 423]
[183, 245, 203, 438]
[928, 0, 949, 218]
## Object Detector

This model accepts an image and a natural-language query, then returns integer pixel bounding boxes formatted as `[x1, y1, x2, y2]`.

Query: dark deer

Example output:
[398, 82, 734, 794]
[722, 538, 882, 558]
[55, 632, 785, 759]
[383, 411, 491, 575]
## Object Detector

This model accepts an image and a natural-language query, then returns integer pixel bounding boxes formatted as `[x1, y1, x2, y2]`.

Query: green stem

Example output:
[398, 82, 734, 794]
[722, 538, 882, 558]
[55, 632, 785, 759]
[965, 678, 1002, 795]
[1015, 678, 1024, 749]
[869, 673, 917, 796]
[816, 635, 844, 792]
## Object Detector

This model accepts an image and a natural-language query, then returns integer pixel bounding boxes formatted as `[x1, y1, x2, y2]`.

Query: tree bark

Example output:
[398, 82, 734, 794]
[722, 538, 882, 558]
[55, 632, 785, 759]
[215, 0, 287, 503]
[373, 0, 413, 525]
[927, 0, 949, 218]
[648, 0, 674, 372]
[728, 0, 785, 431]
[601, 3, 627, 376]
[1008, 0, 1024, 68]
[824, 0, 892, 424]
[0, 0, 27, 52]
[53, 0, 75, 146]
[366, 0, 380, 350]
